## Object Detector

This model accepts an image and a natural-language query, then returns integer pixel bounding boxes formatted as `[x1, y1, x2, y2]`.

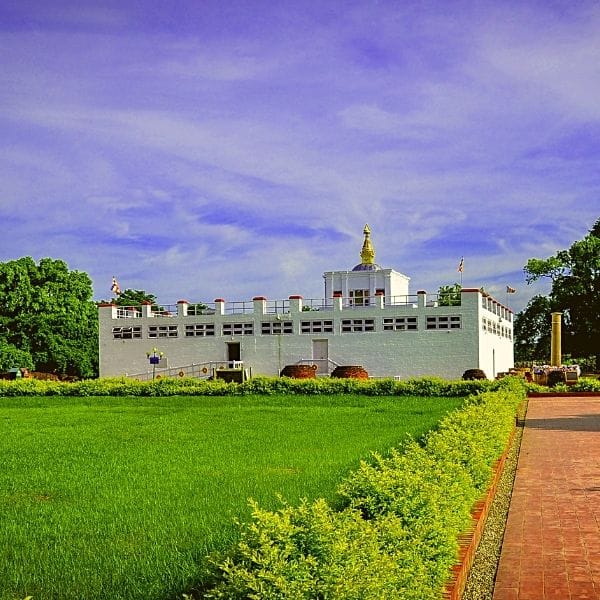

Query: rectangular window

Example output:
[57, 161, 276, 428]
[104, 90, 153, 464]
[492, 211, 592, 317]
[148, 325, 178, 338]
[426, 315, 462, 330]
[349, 289, 370, 306]
[222, 322, 254, 336]
[185, 323, 215, 337]
[300, 320, 334, 334]
[112, 326, 142, 339]
[383, 317, 418, 331]
[341, 318, 375, 332]
[261, 321, 294, 335]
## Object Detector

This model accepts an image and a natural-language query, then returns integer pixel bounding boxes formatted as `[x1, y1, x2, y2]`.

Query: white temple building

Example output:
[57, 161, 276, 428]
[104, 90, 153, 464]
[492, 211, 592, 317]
[98, 226, 514, 380]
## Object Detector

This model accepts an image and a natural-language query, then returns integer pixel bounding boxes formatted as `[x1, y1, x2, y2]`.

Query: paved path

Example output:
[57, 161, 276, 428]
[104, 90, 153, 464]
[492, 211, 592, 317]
[493, 396, 600, 600]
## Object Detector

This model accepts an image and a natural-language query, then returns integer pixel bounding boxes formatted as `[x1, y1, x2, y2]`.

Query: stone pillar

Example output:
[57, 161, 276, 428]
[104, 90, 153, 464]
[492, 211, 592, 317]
[141, 300, 153, 317]
[253, 296, 267, 315]
[214, 298, 225, 316]
[333, 291, 343, 313]
[551, 312, 562, 367]
[177, 300, 189, 317]
[288, 295, 303, 313]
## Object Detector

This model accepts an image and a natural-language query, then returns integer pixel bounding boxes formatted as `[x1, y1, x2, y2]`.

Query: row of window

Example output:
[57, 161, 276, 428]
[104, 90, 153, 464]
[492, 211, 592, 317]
[482, 318, 513, 340]
[481, 297, 513, 321]
[112, 316, 467, 340]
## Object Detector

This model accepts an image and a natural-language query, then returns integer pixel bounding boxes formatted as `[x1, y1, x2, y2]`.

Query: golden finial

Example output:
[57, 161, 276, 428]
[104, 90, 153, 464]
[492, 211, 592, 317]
[360, 224, 375, 265]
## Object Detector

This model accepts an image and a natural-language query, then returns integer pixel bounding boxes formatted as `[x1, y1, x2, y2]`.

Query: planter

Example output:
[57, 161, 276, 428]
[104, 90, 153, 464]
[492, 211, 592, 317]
[331, 366, 369, 379]
[280, 364, 317, 379]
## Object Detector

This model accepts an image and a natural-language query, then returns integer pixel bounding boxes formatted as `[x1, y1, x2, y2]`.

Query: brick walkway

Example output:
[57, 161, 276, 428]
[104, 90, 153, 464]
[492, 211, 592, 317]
[493, 396, 600, 600]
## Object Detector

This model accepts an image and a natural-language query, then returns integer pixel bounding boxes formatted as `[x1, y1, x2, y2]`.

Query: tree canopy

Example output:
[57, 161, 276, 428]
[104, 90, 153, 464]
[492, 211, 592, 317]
[0, 257, 98, 377]
[109, 288, 158, 307]
[437, 283, 462, 306]
[516, 218, 600, 368]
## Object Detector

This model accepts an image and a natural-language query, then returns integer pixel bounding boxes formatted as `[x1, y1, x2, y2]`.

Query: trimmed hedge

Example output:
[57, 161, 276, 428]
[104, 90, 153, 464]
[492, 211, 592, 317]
[0, 375, 510, 398]
[2, 374, 595, 398]
[202, 378, 526, 599]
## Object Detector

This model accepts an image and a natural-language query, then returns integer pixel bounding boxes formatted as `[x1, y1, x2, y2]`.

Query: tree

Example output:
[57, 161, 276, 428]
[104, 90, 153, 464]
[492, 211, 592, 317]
[110, 289, 158, 307]
[513, 295, 552, 363]
[521, 218, 600, 369]
[437, 283, 462, 306]
[0, 257, 98, 377]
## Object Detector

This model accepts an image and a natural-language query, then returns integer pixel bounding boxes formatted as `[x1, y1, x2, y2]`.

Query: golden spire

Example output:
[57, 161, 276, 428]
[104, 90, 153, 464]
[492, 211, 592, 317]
[360, 224, 375, 265]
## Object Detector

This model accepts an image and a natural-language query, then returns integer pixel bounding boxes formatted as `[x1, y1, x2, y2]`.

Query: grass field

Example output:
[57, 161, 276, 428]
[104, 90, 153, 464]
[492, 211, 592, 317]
[0, 394, 463, 600]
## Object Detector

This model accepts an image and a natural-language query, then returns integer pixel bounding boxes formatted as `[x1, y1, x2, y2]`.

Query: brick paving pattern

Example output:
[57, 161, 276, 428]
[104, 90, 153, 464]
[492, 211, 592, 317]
[493, 397, 600, 600]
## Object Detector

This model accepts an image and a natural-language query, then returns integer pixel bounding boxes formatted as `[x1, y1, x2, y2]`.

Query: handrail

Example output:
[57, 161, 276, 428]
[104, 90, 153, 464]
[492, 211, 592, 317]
[126, 360, 244, 381]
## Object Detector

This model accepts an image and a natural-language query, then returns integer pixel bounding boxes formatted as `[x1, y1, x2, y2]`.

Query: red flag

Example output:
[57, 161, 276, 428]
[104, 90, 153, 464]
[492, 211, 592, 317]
[457, 257, 464, 273]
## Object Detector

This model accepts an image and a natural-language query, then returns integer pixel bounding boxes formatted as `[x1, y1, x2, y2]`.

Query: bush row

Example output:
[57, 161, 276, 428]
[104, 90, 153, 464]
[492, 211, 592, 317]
[0, 374, 509, 398]
[2, 373, 596, 398]
[201, 379, 525, 599]
[525, 376, 600, 394]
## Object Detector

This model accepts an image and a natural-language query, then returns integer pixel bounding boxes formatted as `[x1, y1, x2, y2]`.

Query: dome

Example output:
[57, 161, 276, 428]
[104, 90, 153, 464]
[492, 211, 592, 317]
[352, 263, 382, 271]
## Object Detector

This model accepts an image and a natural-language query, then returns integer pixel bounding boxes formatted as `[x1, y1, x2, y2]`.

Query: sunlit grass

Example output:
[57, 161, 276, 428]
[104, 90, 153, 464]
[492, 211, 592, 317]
[0, 394, 462, 600]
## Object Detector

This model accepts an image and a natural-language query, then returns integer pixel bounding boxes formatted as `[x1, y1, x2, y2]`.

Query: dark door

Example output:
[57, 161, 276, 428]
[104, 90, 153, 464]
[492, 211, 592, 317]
[227, 342, 241, 366]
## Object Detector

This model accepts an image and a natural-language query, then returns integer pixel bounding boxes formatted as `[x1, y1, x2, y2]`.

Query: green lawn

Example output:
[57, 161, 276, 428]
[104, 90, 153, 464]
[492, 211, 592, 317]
[0, 394, 463, 600]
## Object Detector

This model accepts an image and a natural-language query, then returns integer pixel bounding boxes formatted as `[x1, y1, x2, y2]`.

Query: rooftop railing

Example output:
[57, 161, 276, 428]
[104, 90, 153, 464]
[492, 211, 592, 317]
[105, 292, 471, 319]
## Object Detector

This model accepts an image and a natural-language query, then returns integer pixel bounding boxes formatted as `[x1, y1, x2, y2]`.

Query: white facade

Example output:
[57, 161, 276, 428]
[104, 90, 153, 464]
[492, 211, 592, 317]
[98, 244, 514, 381]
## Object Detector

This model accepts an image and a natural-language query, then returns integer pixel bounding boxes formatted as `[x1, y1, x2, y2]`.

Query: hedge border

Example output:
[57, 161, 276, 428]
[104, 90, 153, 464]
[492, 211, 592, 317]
[442, 399, 525, 600]
[201, 379, 527, 599]
[0, 375, 508, 398]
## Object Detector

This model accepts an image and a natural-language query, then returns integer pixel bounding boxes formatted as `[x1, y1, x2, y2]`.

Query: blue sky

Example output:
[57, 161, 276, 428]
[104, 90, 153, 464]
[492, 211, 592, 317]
[1, 0, 598, 313]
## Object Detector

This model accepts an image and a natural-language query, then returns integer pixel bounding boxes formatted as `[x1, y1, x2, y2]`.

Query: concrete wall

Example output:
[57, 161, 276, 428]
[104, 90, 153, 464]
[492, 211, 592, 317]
[99, 289, 514, 380]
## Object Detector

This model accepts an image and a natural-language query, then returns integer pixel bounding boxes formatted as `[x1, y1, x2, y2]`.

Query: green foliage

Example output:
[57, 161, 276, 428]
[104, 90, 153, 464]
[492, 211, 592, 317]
[514, 295, 553, 363]
[525, 376, 600, 393]
[522, 218, 600, 369]
[207, 500, 428, 600]
[108, 288, 157, 306]
[206, 385, 526, 599]
[437, 283, 462, 306]
[571, 377, 600, 392]
[0, 257, 98, 378]
[0, 375, 509, 397]
[0, 341, 34, 372]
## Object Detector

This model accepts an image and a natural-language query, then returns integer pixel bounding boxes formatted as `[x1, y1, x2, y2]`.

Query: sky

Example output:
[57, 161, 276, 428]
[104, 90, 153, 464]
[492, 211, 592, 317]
[1, 0, 599, 313]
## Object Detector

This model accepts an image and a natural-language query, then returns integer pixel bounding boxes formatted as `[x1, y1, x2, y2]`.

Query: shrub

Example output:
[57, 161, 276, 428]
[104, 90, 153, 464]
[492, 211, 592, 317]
[573, 377, 600, 392]
[204, 385, 525, 599]
[206, 500, 433, 600]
